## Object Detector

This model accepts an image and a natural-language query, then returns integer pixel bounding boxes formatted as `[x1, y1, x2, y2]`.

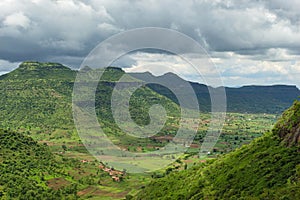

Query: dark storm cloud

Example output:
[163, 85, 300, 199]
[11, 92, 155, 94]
[262, 0, 300, 25]
[0, 0, 299, 76]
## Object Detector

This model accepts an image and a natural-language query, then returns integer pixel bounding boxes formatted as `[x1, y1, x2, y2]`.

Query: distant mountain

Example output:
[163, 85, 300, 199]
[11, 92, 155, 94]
[225, 85, 300, 113]
[0, 62, 180, 148]
[129, 72, 212, 111]
[129, 72, 300, 114]
[134, 101, 300, 199]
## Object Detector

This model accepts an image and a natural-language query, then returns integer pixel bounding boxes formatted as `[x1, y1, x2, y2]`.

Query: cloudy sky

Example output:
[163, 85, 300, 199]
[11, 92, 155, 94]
[0, 0, 299, 87]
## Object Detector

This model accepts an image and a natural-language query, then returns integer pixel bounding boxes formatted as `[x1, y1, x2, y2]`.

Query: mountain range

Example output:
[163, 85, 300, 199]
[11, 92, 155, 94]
[1, 61, 299, 125]
[130, 72, 300, 114]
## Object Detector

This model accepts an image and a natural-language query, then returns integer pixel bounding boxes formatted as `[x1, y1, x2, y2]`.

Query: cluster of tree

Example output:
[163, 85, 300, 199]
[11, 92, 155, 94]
[0, 129, 81, 199]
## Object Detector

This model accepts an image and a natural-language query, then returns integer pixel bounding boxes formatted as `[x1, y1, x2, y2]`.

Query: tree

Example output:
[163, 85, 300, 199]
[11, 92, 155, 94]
[62, 144, 67, 151]
[184, 164, 188, 170]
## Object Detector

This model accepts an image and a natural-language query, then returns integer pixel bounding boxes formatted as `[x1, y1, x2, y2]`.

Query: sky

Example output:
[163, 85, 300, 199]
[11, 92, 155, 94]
[0, 0, 299, 88]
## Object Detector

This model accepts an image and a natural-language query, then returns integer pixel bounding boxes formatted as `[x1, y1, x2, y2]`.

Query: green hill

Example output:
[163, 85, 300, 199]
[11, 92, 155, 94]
[134, 100, 300, 200]
[0, 61, 181, 151]
[0, 61, 75, 130]
[0, 129, 81, 199]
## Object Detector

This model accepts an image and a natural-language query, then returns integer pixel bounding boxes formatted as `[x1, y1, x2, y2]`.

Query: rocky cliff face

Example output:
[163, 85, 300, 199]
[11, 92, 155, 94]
[273, 100, 300, 147]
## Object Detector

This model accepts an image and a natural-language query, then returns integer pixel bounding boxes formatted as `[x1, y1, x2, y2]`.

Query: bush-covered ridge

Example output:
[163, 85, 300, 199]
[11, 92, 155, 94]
[0, 129, 79, 199]
[0, 61, 76, 81]
[135, 101, 300, 200]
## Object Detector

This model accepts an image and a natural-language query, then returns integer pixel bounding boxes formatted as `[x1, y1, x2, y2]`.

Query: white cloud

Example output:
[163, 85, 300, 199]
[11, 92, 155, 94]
[3, 12, 30, 29]
[0, 0, 117, 57]
[213, 49, 300, 87]
[97, 22, 123, 34]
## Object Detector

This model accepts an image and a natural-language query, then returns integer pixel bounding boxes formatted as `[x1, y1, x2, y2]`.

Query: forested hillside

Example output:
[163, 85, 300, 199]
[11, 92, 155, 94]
[0, 129, 79, 199]
[135, 100, 300, 200]
[0, 62, 76, 130]
[0, 61, 181, 151]
[0, 129, 154, 199]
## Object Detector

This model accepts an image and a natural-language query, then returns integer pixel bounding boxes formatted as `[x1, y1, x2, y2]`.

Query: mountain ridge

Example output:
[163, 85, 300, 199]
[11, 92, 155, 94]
[129, 71, 299, 90]
[129, 71, 300, 113]
[3, 61, 299, 90]
[1, 61, 300, 114]
[3, 61, 298, 89]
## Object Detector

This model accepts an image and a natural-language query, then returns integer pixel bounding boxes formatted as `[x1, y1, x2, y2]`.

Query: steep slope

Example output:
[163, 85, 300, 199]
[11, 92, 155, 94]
[135, 100, 300, 200]
[0, 61, 75, 130]
[130, 72, 300, 114]
[0, 129, 78, 199]
[273, 100, 300, 147]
